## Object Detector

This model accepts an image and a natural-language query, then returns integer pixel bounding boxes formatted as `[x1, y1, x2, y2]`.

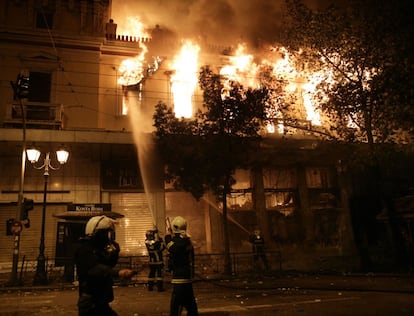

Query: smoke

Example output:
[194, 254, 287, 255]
[111, 0, 325, 50]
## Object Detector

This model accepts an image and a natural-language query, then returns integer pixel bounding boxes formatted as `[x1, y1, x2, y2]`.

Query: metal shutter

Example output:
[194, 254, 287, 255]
[110, 193, 154, 256]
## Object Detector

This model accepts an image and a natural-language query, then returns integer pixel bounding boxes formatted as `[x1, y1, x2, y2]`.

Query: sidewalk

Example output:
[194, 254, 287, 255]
[2, 270, 414, 294]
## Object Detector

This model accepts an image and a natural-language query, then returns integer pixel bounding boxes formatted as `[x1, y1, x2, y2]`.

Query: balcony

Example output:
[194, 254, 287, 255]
[3, 102, 63, 130]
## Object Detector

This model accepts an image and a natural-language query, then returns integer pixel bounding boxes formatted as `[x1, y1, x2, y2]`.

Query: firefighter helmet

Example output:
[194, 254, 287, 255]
[85, 215, 115, 236]
[171, 216, 187, 233]
[146, 230, 155, 240]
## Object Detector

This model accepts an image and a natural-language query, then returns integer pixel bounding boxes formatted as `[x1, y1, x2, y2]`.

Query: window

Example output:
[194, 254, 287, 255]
[306, 167, 332, 188]
[227, 191, 253, 211]
[29, 72, 51, 103]
[36, 11, 54, 29]
[263, 168, 297, 189]
[263, 168, 298, 216]
[265, 190, 296, 216]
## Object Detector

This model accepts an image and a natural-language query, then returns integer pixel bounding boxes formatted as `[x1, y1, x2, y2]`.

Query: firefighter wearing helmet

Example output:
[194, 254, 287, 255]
[165, 216, 199, 316]
[74, 215, 133, 316]
[145, 228, 166, 291]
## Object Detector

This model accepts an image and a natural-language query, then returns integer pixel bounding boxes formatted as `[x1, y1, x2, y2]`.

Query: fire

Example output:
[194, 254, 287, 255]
[113, 15, 344, 135]
[116, 16, 150, 39]
[117, 16, 150, 87]
[117, 49, 147, 86]
[302, 77, 321, 126]
[115, 16, 151, 115]
[220, 44, 259, 97]
[271, 47, 299, 93]
[169, 41, 200, 118]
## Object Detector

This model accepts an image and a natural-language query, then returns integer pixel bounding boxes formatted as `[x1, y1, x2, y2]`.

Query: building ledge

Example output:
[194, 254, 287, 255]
[0, 128, 135, 144]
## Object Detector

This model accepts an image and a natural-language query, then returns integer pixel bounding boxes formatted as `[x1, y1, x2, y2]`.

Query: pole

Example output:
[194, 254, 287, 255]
[33, 156, 50, 285]
[9, 98, 26, 286]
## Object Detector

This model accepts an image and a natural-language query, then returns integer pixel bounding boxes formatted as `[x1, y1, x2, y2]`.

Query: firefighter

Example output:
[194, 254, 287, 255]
[74, 215, 133, 316]
[165, 216, 198, 316]
[249, 229, 270, 272]
[145, 228, 166, 291]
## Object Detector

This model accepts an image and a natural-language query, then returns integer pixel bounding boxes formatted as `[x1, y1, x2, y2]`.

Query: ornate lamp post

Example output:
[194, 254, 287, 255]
[28, 147, 69, 285]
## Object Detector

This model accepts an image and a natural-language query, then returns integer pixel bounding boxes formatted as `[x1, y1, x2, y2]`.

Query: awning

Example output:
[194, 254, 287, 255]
[53, 211, 124, 220]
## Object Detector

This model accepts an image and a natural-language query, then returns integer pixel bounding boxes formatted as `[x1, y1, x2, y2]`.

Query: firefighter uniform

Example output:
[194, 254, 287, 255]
[165, 216, 198, 316]
[145, 229, 166, 291]
[74, 215, 133, 316]
[249, 229, 270, 272]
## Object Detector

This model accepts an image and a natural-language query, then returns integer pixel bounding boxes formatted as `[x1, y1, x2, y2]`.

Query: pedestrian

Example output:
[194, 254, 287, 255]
[74, 215, 133, 316]
[165, 216, 198, 316]
[145, 228, 166, 291]
[249, 228, 270, 272]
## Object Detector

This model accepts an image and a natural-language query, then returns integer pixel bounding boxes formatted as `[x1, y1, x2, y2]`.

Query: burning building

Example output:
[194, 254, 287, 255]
[0, 0, 412, 279]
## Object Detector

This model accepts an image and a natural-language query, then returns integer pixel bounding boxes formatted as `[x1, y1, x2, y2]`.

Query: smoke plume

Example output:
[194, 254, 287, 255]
[111, 0, 325, 50]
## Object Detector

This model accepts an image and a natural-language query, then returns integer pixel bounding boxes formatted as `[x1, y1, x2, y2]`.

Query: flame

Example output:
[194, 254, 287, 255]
[116, 16, 151, 39]
[170, 41, 200, 118]
[220, 44, 259, 97]
[302, 77, 321, 126]
[271, 47, 299, 93]
[113, 14, 356, 136]
[117, 50, 147, 86]
[115, 16, 151, 115]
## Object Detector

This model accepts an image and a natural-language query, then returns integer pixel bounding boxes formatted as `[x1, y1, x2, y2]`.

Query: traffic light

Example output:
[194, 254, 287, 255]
[10, 72, 30, 100]
[6, 219, 14, 236]
[20, 198, 34, 222]
[16, 73, 30, 99]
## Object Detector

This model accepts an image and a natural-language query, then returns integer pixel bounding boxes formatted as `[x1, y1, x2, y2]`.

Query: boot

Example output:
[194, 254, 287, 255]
[157, 280, 165, 292]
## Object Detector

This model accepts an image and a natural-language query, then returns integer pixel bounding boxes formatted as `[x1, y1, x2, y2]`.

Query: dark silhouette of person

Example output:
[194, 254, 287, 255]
[165, 216, 198, 316]
[74, 216, 133, 316]
[249, 229, 270, 272]
[145, 228, 166, 291]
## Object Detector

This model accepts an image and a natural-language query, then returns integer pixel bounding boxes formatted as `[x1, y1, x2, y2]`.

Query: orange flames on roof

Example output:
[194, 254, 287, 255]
[114, 17, 349, 133]
[116, 16, 151, 39]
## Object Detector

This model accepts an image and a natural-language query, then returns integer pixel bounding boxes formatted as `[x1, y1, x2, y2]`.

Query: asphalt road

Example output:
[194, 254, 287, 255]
[1, 276, 414, 315]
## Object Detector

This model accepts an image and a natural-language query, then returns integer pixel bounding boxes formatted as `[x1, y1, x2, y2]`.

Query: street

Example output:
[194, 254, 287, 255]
[1, 275, 414, 315]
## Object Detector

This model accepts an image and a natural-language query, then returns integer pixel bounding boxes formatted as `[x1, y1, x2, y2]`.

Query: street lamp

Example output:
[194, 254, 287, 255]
[28, 147, 69, 285]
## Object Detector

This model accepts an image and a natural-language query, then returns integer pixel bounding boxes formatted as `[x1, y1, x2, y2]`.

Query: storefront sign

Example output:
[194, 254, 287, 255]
[67, 203, 112, 212]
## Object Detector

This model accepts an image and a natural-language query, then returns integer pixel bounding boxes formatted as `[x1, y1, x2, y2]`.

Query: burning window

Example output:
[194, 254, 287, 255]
[265, 191, 296, 216]
[169, 41, 200, 118]
[227, 192, 253, 211]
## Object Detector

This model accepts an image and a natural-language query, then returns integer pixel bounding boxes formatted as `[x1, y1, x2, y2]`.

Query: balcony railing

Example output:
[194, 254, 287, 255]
[3, 102, 63, 130]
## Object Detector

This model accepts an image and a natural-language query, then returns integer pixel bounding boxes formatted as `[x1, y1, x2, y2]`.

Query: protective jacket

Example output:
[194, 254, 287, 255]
[145, 237, 165, 265]
[165, 233, 198, 315]
[249, 234, 265, 254]
[145, 234, 166, 291]
[75, 237, 120, 315]
[165, 233, 195, 283]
